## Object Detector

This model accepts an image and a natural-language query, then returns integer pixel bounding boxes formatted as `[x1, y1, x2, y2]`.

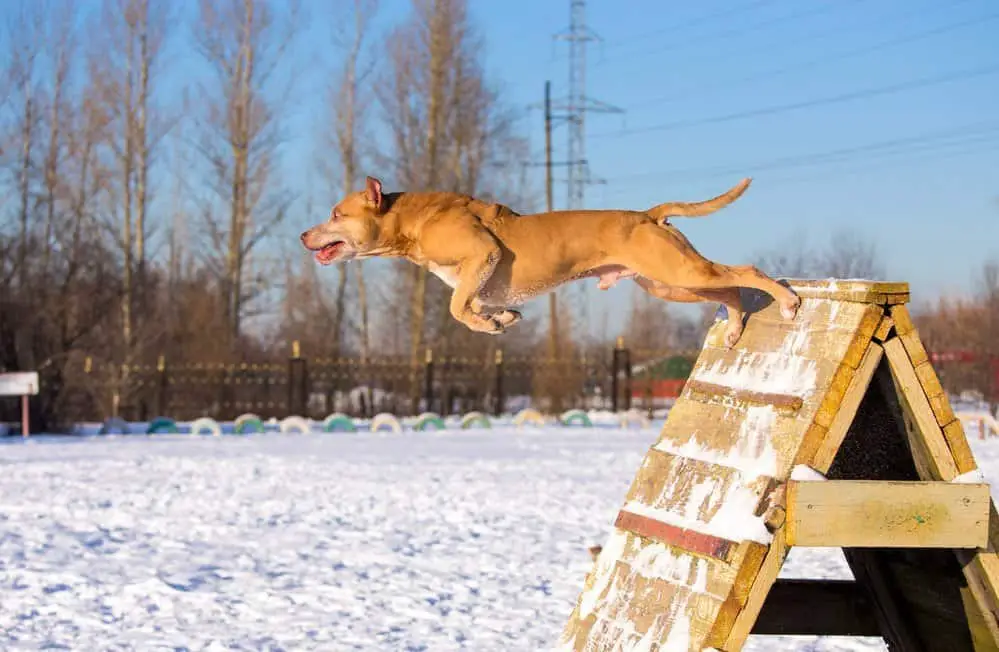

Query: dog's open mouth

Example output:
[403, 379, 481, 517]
[315, 241, 345, 265]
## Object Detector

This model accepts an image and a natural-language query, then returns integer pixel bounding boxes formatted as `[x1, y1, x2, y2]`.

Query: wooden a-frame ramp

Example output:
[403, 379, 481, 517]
[559, 279, 999, 651]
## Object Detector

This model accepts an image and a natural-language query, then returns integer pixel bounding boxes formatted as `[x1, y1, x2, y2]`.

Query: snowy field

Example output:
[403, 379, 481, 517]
[1, 424, 996, 651]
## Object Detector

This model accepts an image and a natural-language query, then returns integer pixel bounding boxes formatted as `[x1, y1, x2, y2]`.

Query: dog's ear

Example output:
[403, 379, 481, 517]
[365, 176, 383, 209]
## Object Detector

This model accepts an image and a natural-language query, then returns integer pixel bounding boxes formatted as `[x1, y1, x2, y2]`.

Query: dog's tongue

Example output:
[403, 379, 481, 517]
[316, 242, 343, 264]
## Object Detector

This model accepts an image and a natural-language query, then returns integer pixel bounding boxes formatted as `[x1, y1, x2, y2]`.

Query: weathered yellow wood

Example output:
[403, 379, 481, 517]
[722, 529, 789, 650]
[807, 343, 884, 473]
[883, 337, 960, 481]
[786, 480, 990, 548]
[942, 419, 979, 475]
[873, 314, 895, 342]
[706, 541, 770, 646]
[813, 361, 859, 429]
[683, 379, 803, 414]
[890, 304, 917, 335]
[562, 280, 999, 651]
[842, 305, 887, 369]
[961, 586, 999, 652]
[900, 329, 930, 367]
[787, 279, 910, 303]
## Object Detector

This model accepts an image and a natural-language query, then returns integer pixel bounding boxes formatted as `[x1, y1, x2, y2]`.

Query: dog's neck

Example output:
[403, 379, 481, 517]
[371, 191, 462, 261]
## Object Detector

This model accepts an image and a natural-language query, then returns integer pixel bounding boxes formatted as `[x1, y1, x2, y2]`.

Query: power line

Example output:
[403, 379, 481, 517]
[722, 138, 999, 189]
[579, 0, 780, 54]
[622, 9, 999, 112]
[590, 64, 999, 140]
[592, 123, 999, 198]
[606, 0, 976, 92]
[612, 123, 999, 183]
[592, 0, 863, 69]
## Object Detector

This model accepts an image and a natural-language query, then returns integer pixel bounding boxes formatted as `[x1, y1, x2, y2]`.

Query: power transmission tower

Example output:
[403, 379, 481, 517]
[552, 0, 623, 209]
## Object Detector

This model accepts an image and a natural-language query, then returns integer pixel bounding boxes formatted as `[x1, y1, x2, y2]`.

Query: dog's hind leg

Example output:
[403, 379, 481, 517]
[634, 277, 746, 347]
[625, 223, 800, 321]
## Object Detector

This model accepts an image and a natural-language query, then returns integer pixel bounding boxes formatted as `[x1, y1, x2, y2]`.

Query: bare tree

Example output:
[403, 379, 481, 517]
[2, 2, 45, 288]
[820, 229, 884, 280]
[87, 0, 171, 414]
[378, 0, 526, 409]
[317, 0, 379, 358]
[192, 0, 299, 350]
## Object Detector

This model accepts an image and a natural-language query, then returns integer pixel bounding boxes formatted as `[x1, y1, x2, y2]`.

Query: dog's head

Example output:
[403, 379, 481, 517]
[301, 176, 387, 265]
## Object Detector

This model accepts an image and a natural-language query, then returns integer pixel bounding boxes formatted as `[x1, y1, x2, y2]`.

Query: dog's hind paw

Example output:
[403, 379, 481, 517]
[780, 294, 801, 320]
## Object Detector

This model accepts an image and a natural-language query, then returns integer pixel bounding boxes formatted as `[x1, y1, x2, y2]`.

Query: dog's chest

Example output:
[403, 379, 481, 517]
[427, 262, 460, 289]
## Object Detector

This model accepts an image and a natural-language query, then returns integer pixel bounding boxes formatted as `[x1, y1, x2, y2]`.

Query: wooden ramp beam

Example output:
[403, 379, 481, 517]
[559, 279, 999, 652]
[786, 480, 991, 549]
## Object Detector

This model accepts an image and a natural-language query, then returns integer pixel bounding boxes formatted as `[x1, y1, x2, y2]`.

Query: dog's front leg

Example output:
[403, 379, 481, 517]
[449, 248, 506, 334]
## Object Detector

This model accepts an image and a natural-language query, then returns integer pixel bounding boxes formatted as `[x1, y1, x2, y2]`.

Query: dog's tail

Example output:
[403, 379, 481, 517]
[646, 178, 752, 223]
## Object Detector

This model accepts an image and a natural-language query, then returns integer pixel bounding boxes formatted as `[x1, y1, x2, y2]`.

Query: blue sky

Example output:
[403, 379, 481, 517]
[15, 0, 997, 338]
[282, 0, 999, 331]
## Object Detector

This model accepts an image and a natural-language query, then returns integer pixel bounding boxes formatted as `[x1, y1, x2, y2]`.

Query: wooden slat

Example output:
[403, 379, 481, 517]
[751, 579, 881, 636]
[683, 379, 803, 413]
[722, 529, 790, 649]
[786, 480, 990, 548]
[874, 314, 895, 342]
[942, 419, 979, 475]
[883, 337, 960, 481]
[960, 586, 999, 652]
[901, 329, 931, 367]
[614, 510, 737, 561]
[788, 279, 910, 303]
[890, 304, 917, 335]
[807, 343, 883, 473]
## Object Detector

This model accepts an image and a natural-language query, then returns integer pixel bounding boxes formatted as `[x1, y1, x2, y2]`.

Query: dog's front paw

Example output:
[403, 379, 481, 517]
[493, 310, 522, 327]
[464, 315, 506, 335]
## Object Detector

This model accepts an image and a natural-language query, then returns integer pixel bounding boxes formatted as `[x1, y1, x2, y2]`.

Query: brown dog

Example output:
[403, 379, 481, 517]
[300, 177, 800, 346]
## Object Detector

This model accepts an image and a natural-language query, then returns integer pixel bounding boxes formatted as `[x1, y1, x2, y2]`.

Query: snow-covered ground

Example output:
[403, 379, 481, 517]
[1, 425, 996, 651]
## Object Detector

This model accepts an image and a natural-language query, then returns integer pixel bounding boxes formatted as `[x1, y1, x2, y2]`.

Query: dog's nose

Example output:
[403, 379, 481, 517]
[300, 231, 310, 244]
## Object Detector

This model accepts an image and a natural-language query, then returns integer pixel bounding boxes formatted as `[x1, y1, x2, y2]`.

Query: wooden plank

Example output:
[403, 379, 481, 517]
[683, 379, 803, 413]
[786, 480, 990, 548]
[942, 419, 979, 475]
[960, 586, 999, 652]
[960, 548, 999, 649]
[652, 398, 823, 479]
[625, 447, 775, 542]
[874, 314, 895, 342]
[750, 579, 881, 636]
[807, 343, 883, 473]
[901, 329, 931, 367]
[788, 279, 910, 303]
[883, 337, 961, 481]
[614, 510, 737, 561]
[721, 529, 789, 649]
[843, 304, 891, 369]
[699, 298, 873, 363]
[704, 541, 771, 646]
[890, 304, 917, 335]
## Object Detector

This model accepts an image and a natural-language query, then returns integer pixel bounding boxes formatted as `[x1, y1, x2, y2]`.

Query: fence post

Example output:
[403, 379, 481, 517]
[494, 349, 504, 416]
[155, 354, 168, 416]
[611, 337, 622, 413]
[424, 348, 434, 414]
[287, 340, 308, 417]
[622, 341, 632, 412]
